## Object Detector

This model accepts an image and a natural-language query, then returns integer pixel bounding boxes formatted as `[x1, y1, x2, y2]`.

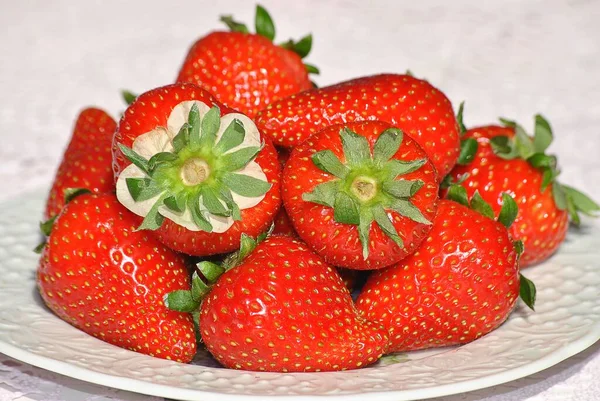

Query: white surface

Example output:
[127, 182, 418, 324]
[0, 0, 599, 400]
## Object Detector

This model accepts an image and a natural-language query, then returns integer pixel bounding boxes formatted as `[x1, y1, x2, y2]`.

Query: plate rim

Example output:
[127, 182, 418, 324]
[1, 191, 599, 401]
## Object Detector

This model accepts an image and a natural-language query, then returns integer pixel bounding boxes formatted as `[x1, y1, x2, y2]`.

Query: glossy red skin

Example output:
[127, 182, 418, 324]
[45, 108, 116, 219]
[199, 236, 389, 372]
[112, 83, 282, 256]
[444, 125, 569, 267]
[176, 32, 312, 118]
[255, 74, 460, 179]
[271, 208, 297, 237]
[283, 121, 439, 270]
[37, 193, 196, 362]
[356, 200, 520, 352]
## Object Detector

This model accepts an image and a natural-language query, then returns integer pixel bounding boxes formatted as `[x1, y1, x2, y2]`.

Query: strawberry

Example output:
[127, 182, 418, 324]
[444, 112, 599, 266]
[176, 5, 315, 118]
[283, 121, 439, 270]
[271, 208, 296, 237]
[45, 108, 116, 219]
[356, 189, 536, 352]
[255, 73, 461, 179]
[112, 83, 281, 257]
[166, 235, 389, 372]
[37, 193, 196, 362]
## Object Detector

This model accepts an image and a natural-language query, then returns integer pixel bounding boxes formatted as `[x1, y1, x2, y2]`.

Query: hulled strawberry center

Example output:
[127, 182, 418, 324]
[350, 176, 378, 202]
[115, 100, 271, 233]
[181, 158, 210, 186]
[302, 127, 432, 259]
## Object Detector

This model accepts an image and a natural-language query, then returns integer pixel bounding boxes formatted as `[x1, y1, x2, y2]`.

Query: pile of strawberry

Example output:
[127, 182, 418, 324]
[36, 6, 599, 373]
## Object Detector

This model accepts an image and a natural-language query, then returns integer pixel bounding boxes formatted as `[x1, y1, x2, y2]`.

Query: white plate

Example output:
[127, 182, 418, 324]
[0, 192, 598, 401]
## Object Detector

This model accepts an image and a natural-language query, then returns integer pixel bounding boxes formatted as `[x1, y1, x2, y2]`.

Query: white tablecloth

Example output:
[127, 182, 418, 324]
[1, 0, 599, 400]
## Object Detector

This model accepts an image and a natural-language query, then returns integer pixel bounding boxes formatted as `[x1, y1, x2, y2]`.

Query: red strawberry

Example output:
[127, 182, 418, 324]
[45, 108, 116, 219]
[176, 5, 315, 118]
[283, 121, 439, 270]
[255, 73, 460, 179]
[37, 193, 196, 362]
[112, 83, 281, 256]
[356, 191, 535, 353]
[167, 236, 389, 372]
[444, 114, 599, 266]
[271, 208, 296, 237]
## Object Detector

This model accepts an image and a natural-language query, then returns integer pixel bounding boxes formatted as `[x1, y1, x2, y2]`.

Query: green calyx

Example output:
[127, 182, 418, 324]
[302, 127, 431, 259]
[220, 5, 319, 75]
[118, 104, 271, 232]
[455, 102, 478, 166]
[490, 115, 599, 224]
[447, 184, 518, 229]
[164, 231, 269, 313]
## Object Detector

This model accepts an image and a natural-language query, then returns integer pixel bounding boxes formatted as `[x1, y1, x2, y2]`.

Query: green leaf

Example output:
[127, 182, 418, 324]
[63, 188, 91, 205]
[457, 138, 478, 165]
[136, 196, 166, 231]
[239, 233, 257, 261]
[527, 153, 557, 170]
[340, 128, 371, 167]
[39, 216, 57, 237]
[552, 182, 567, 211]
[255, 4, 275, 41]
[383, 158, 427, 179]
[533, 114, 553, 153]
[147, 152, 178, 172]
[188, 103, 202, 151]
[164, 290, 200, 312]
[125, 178, 162, 202]
[513, 240, 524, 257]
[446, 185, 470, 207]
[519, 274, 536, 311]
[172, 123, 190, 153]
[490, 136, 514, 158]
[220, 15, 249, 33]
[295, 34, 312, 58]
[163, 194, 186, 213]
[304, 63, 320, 75]
[191, 271, 211, 301]
[383, 179, 422, 198]
[201, 186, 229, 217]
[372, 204, 403, 248]
[566, 194, 581, 226]
[333, 191, 360, 225]
[498, 193, 518, 228]
[373, 128, 403, 166]
[118, 143, 150, 175]
[358, 208, 374, 259]
[405, 69, 414, 77]
[456, 102, 466, 135]
[219, 187, 241, 220]
[390, 199, 432, 225]
[33, 242, 46, 254]
[200, 106, 221, 149]
[188, 192, 213, 232]
[470, 191, 495, 220]
[285, 34, 313, 58]
[197, 261, 225, 283]
[220, 146, 261, 172]
[311, 150, 349, 178]
[122, 90, 137, 105]
[561, 185, 600, 217]
[222, 173, 271, 197]
[302, 180, 339, 208]
[499, 117, 517, 128]
[513, 124, 535, 160]
[215, 119, 245, 155]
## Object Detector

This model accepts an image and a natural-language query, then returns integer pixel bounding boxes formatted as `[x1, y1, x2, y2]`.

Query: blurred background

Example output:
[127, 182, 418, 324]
[0, 1, 599, 400]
